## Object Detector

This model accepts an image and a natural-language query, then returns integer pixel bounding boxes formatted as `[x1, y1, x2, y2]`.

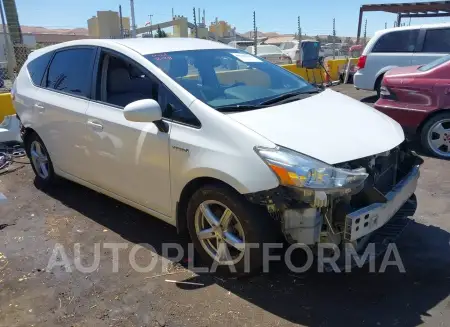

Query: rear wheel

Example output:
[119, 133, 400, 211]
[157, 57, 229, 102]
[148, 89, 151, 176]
[186, 184, 275, 275]
[25, 133, 56, 187]
[375, 75, 384, 98]
[421, 112, 450, 159]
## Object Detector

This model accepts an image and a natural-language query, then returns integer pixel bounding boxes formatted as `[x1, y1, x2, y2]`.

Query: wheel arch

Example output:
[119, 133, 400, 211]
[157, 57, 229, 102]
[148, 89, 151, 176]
[417, 109, 450, 135]
[374, 66, 397, 89]
[21, 127, 38, 155]
[175, 176, 242, 234]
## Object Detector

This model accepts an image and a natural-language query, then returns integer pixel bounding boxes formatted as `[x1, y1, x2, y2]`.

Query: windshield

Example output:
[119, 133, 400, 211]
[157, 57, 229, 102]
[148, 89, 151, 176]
[145, 49, 315, 111]
[418, 55, 450, 72]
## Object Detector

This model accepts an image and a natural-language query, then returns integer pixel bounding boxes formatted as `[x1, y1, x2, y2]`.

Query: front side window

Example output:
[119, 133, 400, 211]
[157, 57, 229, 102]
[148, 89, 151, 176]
[27, 51, 53, 86]
[423, 28, 450, 53]
[96, 51, 159, 108]
[145, 49, 315, 111]
[46, 48, 94, 97]
[372, 30, 419, 53]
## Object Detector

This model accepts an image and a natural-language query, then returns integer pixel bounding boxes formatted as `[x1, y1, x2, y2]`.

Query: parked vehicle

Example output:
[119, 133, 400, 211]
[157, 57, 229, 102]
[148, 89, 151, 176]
[339, 45, 364, 83]
[279, 40, 299, 62]
[280, 40, 325, 64]
[354, 23, 450, 96]
[245, 45, 292, 64]
[13, 38, 421, 274]
[374, 55, 450, 158]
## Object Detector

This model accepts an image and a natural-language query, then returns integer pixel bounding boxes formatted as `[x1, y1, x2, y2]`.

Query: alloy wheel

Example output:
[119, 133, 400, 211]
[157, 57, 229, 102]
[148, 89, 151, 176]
[427, 119, 450, 158]
[30, 140, 50, 179]
[194, 200, 245, 265]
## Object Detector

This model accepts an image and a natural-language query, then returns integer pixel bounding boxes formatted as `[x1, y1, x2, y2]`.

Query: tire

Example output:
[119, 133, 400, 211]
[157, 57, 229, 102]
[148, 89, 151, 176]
[186, 184, 275, 275]
[375, 75, 383, 98]
[420, 112, 450, 159]
[25, 132, 57, 187]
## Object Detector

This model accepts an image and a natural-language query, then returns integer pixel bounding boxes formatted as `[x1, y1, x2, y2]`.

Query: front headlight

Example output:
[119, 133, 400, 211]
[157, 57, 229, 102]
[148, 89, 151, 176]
[255, 146, 368, 194]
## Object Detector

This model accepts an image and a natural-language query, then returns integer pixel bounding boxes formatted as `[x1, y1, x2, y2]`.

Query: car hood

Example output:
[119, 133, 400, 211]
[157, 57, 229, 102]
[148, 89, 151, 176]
[228, 89, 404, 164]
[385, 65, 421, 76]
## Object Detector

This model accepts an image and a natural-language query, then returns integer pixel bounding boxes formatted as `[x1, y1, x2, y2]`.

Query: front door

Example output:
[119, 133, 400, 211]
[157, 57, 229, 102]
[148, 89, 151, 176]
[84, 49, 172, 216]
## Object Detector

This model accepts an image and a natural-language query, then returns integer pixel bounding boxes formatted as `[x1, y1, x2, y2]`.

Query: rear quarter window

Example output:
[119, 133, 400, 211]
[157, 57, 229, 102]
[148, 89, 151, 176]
[26, 51, 53, 86]
[372, 29, 419, 53]
[422, 28, 450, 53]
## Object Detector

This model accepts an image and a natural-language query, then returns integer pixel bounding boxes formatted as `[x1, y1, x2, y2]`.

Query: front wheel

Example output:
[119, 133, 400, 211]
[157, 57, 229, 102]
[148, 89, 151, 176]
[421, 113, 450, 159]
[186, 184, 275, 275]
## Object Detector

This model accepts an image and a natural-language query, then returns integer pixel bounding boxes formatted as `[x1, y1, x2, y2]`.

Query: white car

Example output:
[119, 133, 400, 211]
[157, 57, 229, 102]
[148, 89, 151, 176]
[280, 40, 325, 63]
[354, 23, 450, 95]
[245, 45, 291, 64]
[13, 38, 421, 273]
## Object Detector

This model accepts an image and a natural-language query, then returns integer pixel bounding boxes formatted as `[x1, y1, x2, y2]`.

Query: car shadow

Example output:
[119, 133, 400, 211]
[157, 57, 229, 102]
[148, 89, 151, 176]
[38, 178, 450, 327]
[360, 94, 378, 104]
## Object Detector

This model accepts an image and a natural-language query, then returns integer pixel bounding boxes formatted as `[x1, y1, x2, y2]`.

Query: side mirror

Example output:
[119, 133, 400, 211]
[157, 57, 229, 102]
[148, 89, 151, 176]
[124, 99, 162, 123]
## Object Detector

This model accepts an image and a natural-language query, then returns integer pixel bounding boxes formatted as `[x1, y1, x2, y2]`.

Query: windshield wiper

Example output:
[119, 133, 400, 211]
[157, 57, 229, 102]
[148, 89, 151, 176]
[259, 89, 321, 106]
[215, 104, 266, 112]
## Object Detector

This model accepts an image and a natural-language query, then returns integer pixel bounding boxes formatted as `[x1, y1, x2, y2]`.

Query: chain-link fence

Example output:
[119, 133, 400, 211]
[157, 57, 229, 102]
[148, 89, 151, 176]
[0, 34, 32, 93]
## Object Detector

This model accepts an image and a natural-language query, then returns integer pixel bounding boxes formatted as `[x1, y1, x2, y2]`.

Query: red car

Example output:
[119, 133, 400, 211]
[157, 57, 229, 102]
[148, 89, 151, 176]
[374, 55, 450, 159]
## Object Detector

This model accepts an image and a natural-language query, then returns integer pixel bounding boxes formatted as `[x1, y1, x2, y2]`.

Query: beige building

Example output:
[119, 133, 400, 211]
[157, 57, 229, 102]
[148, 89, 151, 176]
[88, 11, 130, 38]
[209, 20, 233, 38]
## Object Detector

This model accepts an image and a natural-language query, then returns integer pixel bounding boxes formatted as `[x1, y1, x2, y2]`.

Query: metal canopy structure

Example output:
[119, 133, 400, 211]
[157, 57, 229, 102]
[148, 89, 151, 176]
[356, 1, 450, 44]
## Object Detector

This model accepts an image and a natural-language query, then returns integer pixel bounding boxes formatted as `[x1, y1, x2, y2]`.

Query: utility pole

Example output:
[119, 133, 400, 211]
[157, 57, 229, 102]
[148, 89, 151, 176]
[193, 7, 198, 38]
[363, 19, 367, 46]
[332, 18, 336, 59]
[130, 0, 136, 37]
[297, 16, 302, 42]
[253, 11, 257, 56]
[148, 14, 153, 37]
[385, 22, 387, 29]
[119, 5, 124, 38]
[171, 8, 174, 19]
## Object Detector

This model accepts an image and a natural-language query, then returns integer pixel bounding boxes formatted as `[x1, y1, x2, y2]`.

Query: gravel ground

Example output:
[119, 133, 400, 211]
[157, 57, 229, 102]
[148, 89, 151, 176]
[0, 85, 449, 327]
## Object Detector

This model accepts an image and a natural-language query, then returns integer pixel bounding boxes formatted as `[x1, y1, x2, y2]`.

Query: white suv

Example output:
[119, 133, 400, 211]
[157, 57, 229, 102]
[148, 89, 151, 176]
[354, 23, 450, 95]
[13, 38, 421, 273]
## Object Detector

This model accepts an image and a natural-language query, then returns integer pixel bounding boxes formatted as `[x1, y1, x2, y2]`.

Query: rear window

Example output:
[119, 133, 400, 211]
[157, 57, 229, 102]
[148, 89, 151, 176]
[372, 29, 419, 53]
[418, 54, 450, 71]
[281, 42, 295, 50]
[27, 51, 53, 86]
[423, 28, 450, 53]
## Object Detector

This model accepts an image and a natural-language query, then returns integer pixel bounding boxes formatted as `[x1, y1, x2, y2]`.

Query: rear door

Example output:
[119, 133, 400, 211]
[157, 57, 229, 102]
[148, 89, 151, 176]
[365, 29, 419, 84]
[33, 46, 96, 179]
[411, 27, 450, 65]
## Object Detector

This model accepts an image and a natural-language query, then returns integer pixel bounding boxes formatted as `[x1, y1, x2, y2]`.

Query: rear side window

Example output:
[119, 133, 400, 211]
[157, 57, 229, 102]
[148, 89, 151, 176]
[423, 28, 450, 53]
[27, 51, 53, 86]
[372, 30, 419, 53]
[46, 48, 95, 97]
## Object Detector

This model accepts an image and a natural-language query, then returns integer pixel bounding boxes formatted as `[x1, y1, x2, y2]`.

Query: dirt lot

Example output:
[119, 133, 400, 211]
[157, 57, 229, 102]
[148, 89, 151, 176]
[1, 85, 449, 327]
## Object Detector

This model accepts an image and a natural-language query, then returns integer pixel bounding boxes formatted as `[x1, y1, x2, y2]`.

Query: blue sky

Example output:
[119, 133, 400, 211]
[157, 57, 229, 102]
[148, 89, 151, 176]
[16, 0, 450, 36]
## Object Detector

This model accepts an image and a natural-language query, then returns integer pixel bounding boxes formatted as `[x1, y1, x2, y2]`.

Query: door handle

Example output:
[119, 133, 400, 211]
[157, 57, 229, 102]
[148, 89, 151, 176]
[87, 120, 103, 131]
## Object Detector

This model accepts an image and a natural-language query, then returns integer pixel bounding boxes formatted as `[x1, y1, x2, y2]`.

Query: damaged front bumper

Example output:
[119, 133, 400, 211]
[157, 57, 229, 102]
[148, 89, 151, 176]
[344, 164, 420, 241]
